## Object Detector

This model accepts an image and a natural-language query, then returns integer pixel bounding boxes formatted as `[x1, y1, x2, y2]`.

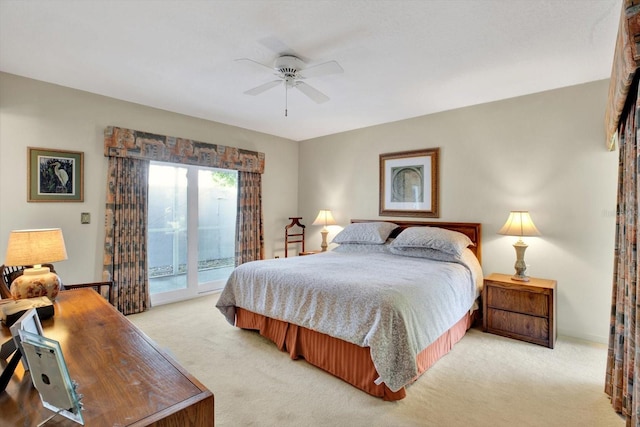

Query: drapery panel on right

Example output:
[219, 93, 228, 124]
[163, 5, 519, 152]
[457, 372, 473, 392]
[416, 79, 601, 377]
[606, 75, 640, 426]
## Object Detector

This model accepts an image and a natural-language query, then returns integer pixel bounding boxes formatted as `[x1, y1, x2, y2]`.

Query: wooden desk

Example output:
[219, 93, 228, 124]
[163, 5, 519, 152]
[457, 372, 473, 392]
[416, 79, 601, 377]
[0, 289, 214, 426]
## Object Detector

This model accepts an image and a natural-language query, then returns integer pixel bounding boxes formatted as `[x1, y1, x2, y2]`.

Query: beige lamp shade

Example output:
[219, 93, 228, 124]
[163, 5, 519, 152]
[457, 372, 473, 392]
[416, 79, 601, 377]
[498, 211, 541, 237]
[312, 210, 336, 252]
[312, 210, 337, 228]
[4, 228, 68, 266]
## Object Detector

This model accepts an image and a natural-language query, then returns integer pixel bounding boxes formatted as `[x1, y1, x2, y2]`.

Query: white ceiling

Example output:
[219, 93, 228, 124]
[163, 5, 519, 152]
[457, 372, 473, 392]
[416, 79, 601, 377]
[0, 0, 621, 141]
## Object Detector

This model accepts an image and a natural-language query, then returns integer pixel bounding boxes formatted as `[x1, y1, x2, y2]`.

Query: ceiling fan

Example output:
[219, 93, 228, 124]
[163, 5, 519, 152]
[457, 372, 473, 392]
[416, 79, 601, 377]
[236, 55, 343, 116]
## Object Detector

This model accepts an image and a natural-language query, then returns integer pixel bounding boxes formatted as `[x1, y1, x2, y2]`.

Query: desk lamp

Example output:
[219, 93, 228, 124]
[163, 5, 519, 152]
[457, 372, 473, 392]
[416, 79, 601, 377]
[4, 228, 67, 300]
[312, 210, 336, 252]
[498, 211, 540, 282]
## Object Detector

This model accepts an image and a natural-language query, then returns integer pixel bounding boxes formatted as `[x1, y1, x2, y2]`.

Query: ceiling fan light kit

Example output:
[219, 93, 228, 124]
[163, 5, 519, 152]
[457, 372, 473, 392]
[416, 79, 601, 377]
[237, 54, 343, 116]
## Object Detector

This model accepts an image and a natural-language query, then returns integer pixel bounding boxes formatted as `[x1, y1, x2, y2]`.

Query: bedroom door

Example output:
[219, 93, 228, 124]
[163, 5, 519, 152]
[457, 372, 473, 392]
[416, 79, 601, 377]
[147, 162, 237, 305]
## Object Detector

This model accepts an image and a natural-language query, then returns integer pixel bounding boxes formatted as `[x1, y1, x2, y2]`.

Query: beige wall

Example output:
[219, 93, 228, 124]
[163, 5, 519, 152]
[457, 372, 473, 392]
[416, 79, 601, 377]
[0, 72, 299, 285]
[299, 80, 617, 343]
[0, 72, 618, 343]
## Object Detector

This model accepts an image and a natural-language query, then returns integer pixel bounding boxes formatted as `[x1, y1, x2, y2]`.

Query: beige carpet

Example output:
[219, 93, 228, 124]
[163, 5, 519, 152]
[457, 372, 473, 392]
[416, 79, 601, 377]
[128, 293, 624, 427]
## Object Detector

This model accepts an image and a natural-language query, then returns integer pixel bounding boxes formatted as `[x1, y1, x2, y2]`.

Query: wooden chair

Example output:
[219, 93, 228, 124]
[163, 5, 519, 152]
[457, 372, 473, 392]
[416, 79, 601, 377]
[284, 217, 305, 257]
[64, 281, 113, 300]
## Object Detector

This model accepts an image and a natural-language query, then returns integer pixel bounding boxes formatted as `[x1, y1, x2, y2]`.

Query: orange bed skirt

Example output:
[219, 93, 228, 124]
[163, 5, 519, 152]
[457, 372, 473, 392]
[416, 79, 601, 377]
[235, 308, 474, 401]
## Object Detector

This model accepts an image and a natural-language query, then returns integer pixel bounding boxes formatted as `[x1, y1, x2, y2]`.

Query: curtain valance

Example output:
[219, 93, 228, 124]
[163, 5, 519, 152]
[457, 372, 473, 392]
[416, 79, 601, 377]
[104, 126, 265, 174]
[605, 1, 640, 150]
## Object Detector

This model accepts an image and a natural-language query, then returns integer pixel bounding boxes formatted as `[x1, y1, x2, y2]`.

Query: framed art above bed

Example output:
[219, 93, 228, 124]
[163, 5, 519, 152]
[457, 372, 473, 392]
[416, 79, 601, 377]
[379, 148, 439, 218]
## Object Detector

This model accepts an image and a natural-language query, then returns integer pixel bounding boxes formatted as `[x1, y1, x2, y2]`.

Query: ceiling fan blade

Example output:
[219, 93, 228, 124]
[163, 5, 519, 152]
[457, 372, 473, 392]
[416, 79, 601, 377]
[294, 81, 330, 104]
[235, 58, 275, 73]
[298, 60, 344, 79]
[257, 37, 308, 62]
[244, 80, 282, 96]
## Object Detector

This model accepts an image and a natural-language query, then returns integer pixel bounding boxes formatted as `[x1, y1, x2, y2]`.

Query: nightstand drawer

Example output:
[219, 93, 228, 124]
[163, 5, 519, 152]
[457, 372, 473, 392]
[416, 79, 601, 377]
[486, 286, 548, 317]
[486, 309, 550, 342]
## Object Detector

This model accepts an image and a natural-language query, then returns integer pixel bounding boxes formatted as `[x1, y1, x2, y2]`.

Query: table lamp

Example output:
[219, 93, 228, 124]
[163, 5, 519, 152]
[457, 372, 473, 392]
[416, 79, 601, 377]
[4, 228, 68, 300]
[498, 211, 540, 282]
[312, 210, 337, 252]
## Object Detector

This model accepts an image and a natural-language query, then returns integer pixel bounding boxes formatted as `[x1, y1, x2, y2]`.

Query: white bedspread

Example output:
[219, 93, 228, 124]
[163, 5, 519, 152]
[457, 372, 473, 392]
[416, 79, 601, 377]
[216, 250, 481, 392]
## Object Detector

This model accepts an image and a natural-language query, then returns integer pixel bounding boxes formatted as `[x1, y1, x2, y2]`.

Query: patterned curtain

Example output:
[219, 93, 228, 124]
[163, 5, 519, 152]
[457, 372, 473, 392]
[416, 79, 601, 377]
[606, 76, 640, 426]
[103, 156, 150, 315]
[103, 126, 264, 173]
[605, 1, 640, 150]
[103, 126, 265, 313]
[235, 171, 264, 266]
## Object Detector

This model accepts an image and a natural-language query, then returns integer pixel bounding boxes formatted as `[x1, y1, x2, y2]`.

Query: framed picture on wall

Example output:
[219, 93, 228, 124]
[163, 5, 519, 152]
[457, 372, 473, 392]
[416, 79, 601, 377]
[28, 147, 84, 202]
[379, 148, 439, 218]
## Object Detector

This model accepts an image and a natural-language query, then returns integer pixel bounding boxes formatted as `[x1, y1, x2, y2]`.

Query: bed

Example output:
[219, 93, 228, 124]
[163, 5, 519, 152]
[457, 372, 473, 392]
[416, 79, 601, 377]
[216, 220, 482, 401]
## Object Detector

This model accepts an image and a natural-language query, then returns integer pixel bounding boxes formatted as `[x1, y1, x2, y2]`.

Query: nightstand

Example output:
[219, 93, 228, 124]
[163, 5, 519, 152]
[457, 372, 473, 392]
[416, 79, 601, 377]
[299, 250, 321, 256]
[483, 273, 557, 348]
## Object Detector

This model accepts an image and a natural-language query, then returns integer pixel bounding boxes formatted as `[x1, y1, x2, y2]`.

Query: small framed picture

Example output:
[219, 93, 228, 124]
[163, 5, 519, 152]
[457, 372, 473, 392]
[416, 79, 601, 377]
[379, 148, 440, 218]
[20, 330, 84, 424]
[28, 147, 84, 202]
[0, 307, 43, 393]
[9, 308, 43, 371]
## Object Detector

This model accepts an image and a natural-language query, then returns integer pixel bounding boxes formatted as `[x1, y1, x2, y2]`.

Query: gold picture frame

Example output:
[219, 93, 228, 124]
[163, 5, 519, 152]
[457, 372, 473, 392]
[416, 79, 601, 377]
[28, 147, 84, 202]
[379, 148, 439, 218]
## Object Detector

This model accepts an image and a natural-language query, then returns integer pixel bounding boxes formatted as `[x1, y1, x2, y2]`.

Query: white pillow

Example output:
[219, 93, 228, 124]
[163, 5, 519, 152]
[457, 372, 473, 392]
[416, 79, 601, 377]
[332, 222, 398, 244]
[390, 226, 473, 256]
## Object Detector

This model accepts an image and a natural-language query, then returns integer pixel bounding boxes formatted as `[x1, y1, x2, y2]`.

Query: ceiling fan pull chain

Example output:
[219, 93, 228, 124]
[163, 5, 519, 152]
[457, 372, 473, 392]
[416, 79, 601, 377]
[285, 81, 288, 117]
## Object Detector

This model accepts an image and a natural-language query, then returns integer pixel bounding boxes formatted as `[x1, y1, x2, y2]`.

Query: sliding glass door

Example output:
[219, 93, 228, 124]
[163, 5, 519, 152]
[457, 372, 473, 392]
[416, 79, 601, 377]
[147, 162, 237, 305]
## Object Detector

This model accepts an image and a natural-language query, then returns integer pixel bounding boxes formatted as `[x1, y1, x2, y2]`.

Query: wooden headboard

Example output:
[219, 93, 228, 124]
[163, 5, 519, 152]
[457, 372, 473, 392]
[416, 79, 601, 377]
[351, 219, 482, 263]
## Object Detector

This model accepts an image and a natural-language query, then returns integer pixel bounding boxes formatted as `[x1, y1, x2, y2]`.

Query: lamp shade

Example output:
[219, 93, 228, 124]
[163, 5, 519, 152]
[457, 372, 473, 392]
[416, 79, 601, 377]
[312, 210, 337, 227]
[498, 211, 541, 237]
[4, 228, 68, 266]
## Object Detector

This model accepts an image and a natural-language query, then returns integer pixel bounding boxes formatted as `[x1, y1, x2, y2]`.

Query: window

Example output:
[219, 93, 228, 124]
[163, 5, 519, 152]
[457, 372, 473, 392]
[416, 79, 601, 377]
[147, 162, 237, 305]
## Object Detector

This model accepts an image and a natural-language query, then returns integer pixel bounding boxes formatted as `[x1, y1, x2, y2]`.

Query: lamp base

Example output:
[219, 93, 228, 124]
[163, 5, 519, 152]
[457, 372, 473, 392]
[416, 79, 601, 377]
[10, 269, 61, 300]
[320, 229, 329, 252]
[511, 239, 530, 283]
